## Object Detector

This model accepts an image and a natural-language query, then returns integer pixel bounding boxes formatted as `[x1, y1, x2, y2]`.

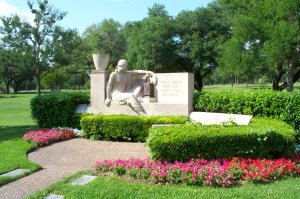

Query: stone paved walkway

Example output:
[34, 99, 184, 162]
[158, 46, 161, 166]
[0, 138, 149, 199]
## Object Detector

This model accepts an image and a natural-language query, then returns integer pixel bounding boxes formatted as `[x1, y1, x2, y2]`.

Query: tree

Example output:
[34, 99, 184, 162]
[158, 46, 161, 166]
[218, 37, 265, 87]
[51, 27, 91, 89]
[0, 48, 13, 93]
[41, 69, 68, 92]
[0, 47, 33, 93]
[219, 0, 300, 91]
[83, 19, 126, 66]
[175, 2, 231, 90]
[0, 0, 67, 95]
[124, 4, 177, 72]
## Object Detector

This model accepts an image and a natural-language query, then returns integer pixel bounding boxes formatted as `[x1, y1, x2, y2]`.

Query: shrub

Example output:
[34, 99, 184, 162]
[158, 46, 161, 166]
[147, 118, 295, 162]
[31, 92, 90, 128]
[194, 90, 300, 142]
[80, 115, 188, 142]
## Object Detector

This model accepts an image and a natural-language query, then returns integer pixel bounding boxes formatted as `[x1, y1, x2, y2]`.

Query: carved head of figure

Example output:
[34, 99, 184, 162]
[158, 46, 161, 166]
[116, 59, 128, 73]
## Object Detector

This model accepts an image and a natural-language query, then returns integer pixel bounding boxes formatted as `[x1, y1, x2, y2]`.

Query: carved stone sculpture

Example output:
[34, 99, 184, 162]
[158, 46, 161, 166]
[105, 59, 157, 115]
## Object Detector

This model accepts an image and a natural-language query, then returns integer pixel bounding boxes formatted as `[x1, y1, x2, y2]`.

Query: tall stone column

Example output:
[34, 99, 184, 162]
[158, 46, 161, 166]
[90, 70, 108, 114]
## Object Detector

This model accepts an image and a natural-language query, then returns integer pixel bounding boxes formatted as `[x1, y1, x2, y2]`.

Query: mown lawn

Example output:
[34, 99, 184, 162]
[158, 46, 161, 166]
[27, 171, 300, 199]
[0, 93, 41, 186]
[1, 91, 300, 199]
[203, 82, 300, 92]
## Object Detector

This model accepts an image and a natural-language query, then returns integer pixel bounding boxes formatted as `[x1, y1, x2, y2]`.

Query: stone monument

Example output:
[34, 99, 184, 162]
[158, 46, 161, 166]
[90, 58, 194, 116]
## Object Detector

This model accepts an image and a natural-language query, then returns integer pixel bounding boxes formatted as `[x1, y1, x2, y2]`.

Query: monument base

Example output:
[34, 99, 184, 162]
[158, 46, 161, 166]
[102, 102, 191, 116]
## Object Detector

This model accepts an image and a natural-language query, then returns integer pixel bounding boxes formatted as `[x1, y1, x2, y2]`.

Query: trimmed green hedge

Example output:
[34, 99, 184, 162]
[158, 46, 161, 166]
[194, 90, 300, 142]
[80, 115, 188, 142]
[31, 92, 90, 128]
[147, 117, 295, 162]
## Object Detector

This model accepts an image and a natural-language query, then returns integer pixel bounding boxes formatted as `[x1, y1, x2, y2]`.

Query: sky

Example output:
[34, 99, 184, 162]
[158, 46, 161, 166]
[0, 0, 212, 34]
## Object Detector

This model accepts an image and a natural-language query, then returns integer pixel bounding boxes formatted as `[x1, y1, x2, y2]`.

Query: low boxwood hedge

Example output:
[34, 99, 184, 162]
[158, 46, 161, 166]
[80, 115, 188, 142]
[147, 117, 295, 162]
[31, 92, 90, 128]
[194, 90, 300, 142]
[194, 90, 300, 126]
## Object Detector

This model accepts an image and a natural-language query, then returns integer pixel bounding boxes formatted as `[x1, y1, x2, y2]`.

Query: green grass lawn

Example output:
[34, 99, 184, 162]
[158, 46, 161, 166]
[27, 171, 300, 199]
[1, 91, 300, 198]
[0, 93, 41, 186]
[203, 82, 300, 92]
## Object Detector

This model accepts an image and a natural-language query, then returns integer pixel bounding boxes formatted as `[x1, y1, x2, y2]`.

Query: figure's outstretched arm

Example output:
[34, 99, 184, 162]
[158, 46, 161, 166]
[105, 72, 116, 106]
[131, 70, 158, 85]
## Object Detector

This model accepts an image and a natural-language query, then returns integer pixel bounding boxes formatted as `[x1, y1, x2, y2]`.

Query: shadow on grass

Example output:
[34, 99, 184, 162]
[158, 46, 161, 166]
[0, 125, 39, 141]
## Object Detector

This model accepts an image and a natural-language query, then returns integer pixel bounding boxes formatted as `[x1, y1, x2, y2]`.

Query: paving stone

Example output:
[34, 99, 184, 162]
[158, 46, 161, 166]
[0, 169, 29, 177]
[71, 175, 97, 185]
[44, 194, 64, 199]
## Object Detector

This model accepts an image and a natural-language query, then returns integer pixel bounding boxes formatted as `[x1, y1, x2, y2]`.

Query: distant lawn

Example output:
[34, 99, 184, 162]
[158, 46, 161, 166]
[203, 82, 300, 92]
[0, 93, 41, 186]
[0, 93, 37, 126]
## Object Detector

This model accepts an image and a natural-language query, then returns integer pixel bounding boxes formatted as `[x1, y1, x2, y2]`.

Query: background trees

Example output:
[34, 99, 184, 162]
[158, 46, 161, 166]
[1, 0, 299, 93]
[0, 0, 67, 95]
[219, 0, 300, 91]
[175, 2, 230, 89]
[83, 18, 126, 66]
[124, 4, 177, 72]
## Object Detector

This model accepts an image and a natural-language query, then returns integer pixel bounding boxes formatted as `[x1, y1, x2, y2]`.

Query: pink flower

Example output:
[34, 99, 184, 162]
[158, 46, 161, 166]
[95, 155, 300, 187]
[22, 129, 76, 147]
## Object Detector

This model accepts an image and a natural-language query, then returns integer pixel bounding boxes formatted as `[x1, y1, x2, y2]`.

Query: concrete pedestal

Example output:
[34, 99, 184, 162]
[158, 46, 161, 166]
[90, 70, 108, 114]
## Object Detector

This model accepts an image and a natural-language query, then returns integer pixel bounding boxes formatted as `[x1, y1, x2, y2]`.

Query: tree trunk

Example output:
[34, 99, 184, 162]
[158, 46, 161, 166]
[278, 45, 300, 91]
[36, 77, 41, 95]
[286, 63, 293, 92]
[278, 68, 300, 91]
[272, 63, 285, 90]
[5, 84, 9, 94]
[26, 81, 29, 92]
[194, 70, 203, 91]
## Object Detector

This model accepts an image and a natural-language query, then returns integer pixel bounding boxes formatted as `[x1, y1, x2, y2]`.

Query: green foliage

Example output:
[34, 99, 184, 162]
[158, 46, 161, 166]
[41, 69, 69, 92]
[83, 18, 126, 66]
[175, 2, 231, 89]
[30, 92, 90, 128]
[1, 0, 67, 95]
[194, 90, 300, 133]
[147, 118, 295, 162]
[219, 0, 300, 91]
[0, 46, 34, 94]
[124, 4, 177, 72]
[80, 115, 188, 142]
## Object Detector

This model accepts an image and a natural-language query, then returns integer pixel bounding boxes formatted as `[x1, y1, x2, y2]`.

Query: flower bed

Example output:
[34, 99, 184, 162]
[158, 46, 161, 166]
[96, 156, 300, 187]
[22, 129, 76, 147]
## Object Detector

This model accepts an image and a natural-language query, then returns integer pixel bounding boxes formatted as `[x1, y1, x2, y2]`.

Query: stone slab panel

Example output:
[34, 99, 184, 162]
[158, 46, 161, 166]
[190, 112, 252, 125]
[0, 169, 28, 177]
[75, 104, 91, 113]
[155, 73, 194, 105]
[71, 175, 97, 185]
